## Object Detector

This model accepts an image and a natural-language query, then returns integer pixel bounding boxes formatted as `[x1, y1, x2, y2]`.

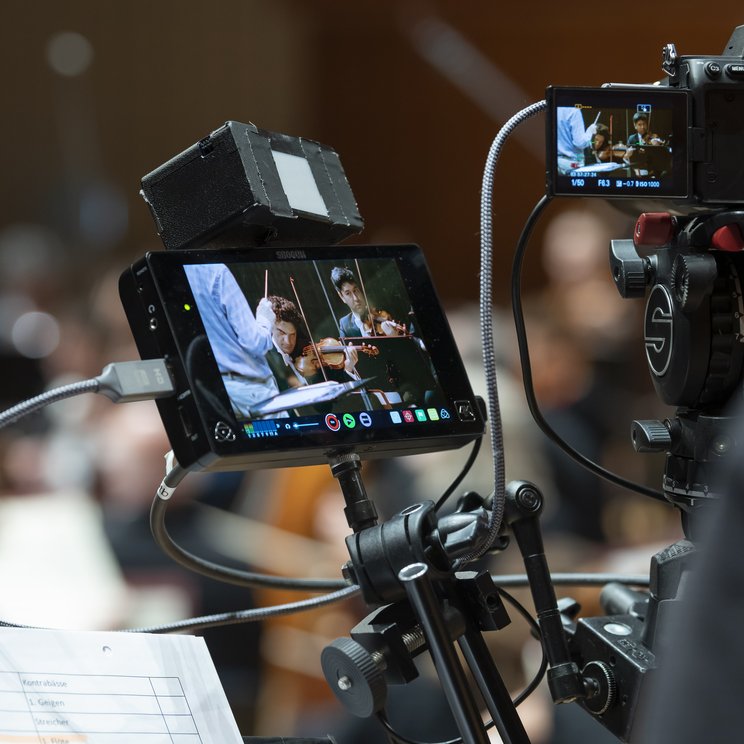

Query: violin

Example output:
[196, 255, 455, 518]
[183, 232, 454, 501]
[294, 337, 379, 376]
[368, 308, 408, 336]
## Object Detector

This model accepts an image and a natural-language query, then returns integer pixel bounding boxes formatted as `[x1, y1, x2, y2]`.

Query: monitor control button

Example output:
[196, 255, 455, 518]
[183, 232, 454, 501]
[214, 421, 236, 441]
[325, 414, 341, 432]
[455, 400, 476, 421]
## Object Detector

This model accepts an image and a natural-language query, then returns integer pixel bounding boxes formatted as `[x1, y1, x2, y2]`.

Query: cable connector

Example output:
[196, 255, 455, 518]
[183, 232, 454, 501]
[96, 359, 175, 403]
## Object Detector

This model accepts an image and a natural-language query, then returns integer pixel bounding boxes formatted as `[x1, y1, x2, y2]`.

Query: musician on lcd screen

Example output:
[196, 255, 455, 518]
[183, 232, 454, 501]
[330, 266, 406, 339]
[585, 123, 625, 165]
[556, 106, 598, 174]
[623, 111, 667, 176]
[265, 295, 358, 391]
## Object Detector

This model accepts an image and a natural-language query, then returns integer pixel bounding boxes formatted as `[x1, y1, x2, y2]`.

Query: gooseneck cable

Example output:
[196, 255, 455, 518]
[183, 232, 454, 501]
[460, 99, 549, 565]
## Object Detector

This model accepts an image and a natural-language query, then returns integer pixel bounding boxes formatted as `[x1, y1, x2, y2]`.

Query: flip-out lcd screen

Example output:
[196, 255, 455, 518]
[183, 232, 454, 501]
[547, 86, 690, 199]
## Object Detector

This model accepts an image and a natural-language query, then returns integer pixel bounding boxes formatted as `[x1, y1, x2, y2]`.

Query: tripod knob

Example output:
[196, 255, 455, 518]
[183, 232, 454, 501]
[582, 661, 617, 716]
[631, 419, 672, 452]
[610, 240, 649, 298]
[320, 637, 387, 717]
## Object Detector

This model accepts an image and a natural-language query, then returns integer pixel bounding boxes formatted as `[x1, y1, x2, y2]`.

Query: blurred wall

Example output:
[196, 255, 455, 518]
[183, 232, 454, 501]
[2, 2, 743, 308]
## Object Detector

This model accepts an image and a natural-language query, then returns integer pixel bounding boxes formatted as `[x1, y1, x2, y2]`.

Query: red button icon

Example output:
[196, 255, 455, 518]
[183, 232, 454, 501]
[402, 410, 415, 423]
[325, 414, 341, 431]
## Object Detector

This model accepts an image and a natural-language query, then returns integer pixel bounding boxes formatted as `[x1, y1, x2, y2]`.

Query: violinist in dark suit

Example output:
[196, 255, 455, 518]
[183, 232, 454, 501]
[331, 266, 406, 338]
[624, 112, 668, 175]
[627, 112, 652, 147]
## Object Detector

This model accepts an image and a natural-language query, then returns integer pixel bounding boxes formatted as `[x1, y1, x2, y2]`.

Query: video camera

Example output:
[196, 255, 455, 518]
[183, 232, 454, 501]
[540, 25, 744, 742]
[547, 25, 744, 209]
[544, 29, 744, 518]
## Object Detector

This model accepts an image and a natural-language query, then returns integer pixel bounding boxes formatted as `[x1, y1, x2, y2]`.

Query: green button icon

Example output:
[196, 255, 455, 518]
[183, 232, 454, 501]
[414, 409, 427, 422]
[342, 413, 356, 429]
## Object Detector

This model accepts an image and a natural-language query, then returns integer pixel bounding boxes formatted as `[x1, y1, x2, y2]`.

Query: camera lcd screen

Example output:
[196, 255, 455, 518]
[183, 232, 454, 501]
[120, 244, 484, 471]
[546, 86, 690, 199]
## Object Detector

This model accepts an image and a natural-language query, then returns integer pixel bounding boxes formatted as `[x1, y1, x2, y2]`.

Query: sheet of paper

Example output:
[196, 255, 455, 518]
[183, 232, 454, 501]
[0, 627, 244, 743]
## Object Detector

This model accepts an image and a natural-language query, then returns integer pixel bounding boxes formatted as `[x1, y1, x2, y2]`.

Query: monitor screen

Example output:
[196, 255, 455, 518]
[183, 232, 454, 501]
[547, 86, 690, 199]
[121, 244, 483, 471]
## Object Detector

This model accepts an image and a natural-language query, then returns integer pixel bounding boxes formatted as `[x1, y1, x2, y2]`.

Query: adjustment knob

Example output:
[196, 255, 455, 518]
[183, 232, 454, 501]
[610, 239, 649, 298]
[320, 638, 386, 717]
[711, 223, 744, 252]
[582, 661, 617, 715]
[634, 212, 675, 248]
[670, 253, 717, 312]
[631, 419, 672, 453]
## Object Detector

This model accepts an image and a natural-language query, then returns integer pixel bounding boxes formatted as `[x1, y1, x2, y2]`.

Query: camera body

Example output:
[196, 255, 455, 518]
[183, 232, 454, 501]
[546, 26, 744, 211]
[666, 40, 744, 207]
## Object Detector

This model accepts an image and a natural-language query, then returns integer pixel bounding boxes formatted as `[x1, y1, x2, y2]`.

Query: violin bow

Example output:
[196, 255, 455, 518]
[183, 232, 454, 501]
[313, 260, 344, 338]
[289, 275, 329, 383]
[354, 258, 375, 336]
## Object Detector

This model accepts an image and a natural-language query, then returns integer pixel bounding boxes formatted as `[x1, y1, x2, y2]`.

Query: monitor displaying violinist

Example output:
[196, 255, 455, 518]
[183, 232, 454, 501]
[546, 86, 689, 199]
[226, 253, 443, 417]
[120, 244, 484, 471]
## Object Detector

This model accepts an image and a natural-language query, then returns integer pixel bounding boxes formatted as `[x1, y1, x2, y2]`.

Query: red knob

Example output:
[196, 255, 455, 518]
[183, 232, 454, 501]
[634, 213, 675, 248]
[711, 223, 744, 252]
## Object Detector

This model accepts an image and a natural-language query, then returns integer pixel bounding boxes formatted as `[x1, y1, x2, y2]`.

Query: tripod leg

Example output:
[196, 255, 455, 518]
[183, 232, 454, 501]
[459, 628, 532, 744]
[399, 563, 489, 744]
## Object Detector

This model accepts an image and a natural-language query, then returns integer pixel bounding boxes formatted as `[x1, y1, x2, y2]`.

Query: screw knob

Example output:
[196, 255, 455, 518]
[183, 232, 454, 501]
[320, 638, 386, 718]
[610, 239, 648, 298]
[631, 419, 672, 452]
[582, 661, 617, 715]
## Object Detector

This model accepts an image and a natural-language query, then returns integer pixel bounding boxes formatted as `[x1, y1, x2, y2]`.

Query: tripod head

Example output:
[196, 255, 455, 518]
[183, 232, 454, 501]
[610, 210, 744, 521]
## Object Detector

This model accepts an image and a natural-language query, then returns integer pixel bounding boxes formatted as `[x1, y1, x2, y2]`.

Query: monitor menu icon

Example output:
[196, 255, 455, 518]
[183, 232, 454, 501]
[325, 414, 341, 431]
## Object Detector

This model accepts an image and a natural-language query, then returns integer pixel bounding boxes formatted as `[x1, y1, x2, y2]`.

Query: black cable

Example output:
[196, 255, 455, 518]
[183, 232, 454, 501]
[493, 572, 649, 588]
[434, 437, 482, 512]
[497, 587, 548, 707]
[511, 194, 666, 502]
[0, 572, 648, 635]
[0, 584, 360, 635]
[127, 584, 360, 634]
[376, 711, 468, 744]
[151, 468, 349, 592]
